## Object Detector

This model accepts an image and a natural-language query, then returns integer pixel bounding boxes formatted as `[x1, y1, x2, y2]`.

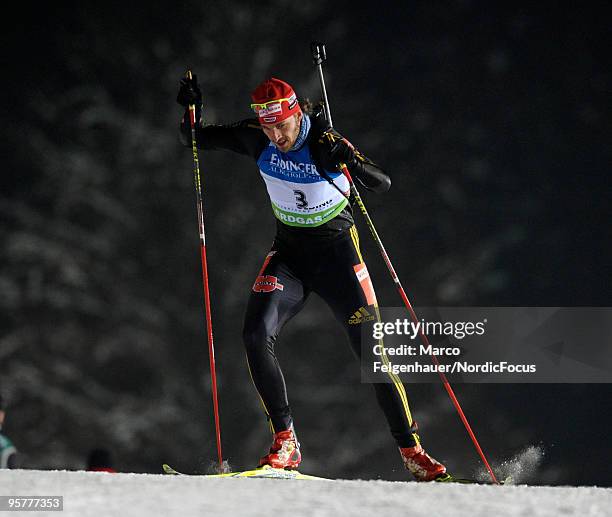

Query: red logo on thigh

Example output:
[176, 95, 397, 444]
[252, 275, 284, 293]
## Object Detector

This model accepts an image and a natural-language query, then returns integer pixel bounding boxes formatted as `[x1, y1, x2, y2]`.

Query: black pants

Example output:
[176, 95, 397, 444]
[242, 226, 418, 448]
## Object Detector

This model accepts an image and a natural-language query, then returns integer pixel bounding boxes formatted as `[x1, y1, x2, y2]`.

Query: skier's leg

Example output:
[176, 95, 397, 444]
[312, 227, 419, 446]
[313, 227, 446, 479]
[243, 247, 309, 434]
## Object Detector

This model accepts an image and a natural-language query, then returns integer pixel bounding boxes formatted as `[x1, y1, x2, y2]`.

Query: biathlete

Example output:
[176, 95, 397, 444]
[176, 75, 446, 481]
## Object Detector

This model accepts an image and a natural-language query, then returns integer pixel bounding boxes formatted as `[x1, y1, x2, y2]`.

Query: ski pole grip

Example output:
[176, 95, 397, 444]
[311, 41, 326, 65]
[185, 69, 196, 128]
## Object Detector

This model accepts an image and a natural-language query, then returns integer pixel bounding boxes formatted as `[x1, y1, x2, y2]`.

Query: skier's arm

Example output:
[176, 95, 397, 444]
[179, 113, 268, 158]
[310, 108, 390, 193]
[319, 128, 391, 193]
[176, 73, 268, 158]
[345, 145, 391, 194]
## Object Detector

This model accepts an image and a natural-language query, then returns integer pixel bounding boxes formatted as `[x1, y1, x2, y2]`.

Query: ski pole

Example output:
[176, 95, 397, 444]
[309, 43, 499, 485]
[311, 42, 333, 127]
[185, 70, 224, 473]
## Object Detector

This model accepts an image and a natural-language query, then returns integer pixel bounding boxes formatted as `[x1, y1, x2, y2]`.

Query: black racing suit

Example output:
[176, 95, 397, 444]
[180, 108, 419, 448]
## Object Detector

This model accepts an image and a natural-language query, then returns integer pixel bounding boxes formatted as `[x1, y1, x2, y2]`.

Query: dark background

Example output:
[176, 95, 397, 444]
[1, 1, 610, 485]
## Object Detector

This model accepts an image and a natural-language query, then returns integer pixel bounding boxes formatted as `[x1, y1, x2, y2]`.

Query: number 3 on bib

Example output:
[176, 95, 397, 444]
[293, 189, 308, 208]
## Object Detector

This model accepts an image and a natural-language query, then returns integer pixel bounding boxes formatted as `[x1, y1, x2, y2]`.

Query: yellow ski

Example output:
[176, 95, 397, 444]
[162, 463, 328, 480]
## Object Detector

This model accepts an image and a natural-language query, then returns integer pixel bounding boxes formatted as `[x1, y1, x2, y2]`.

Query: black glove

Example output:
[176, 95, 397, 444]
[176, 74, 202, 108]
[327, 133, 357, 167]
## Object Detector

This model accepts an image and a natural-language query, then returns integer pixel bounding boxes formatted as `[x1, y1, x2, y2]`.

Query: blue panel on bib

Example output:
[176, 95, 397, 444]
[257, 144, 341, 184]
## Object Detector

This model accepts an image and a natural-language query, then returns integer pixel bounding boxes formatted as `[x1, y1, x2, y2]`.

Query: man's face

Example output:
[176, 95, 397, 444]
[261, 112, 302, 152]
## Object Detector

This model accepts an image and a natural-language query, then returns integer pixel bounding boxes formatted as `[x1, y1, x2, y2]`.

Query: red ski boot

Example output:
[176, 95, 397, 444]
[259, 429, 301, 469]
[399, 443, 446, 481]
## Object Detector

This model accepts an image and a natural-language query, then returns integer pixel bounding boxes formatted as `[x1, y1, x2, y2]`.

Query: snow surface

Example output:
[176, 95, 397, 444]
[1, 469, 611, 517]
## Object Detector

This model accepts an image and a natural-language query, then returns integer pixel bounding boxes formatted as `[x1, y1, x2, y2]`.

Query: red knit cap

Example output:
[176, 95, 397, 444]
[251, 77, 301, 125]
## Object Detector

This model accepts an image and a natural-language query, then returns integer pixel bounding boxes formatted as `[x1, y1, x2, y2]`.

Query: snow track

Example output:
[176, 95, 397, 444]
[1, 469, 610, 517]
